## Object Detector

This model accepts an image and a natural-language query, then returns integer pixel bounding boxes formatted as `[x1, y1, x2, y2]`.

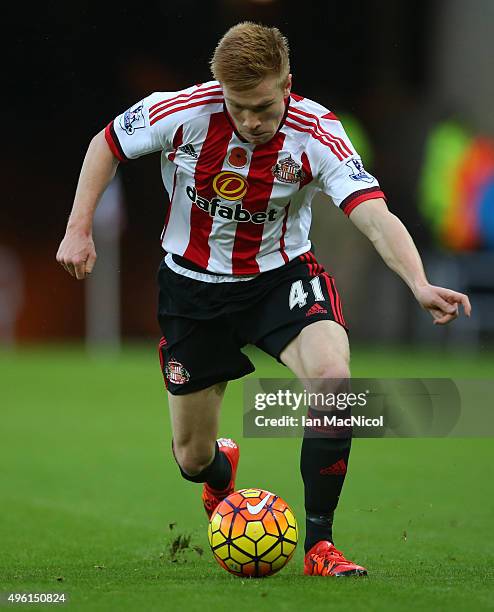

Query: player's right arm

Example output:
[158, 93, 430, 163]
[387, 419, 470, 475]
[56, 129, 119, 280]
[57, 84, 203, 280]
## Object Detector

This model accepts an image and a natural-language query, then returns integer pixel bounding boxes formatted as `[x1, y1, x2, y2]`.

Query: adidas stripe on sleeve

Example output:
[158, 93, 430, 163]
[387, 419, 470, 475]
[288, 100, 386, 216]
[104, 84, 221, 161]
[317, 116, 385, 215]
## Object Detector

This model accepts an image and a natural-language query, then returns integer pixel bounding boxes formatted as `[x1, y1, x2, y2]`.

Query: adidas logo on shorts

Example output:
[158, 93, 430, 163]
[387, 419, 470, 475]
[306, 303, 328, 317]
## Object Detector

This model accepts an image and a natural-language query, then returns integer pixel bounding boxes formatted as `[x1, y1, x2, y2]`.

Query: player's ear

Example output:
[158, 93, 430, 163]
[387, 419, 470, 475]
[283, 74, 292, 98]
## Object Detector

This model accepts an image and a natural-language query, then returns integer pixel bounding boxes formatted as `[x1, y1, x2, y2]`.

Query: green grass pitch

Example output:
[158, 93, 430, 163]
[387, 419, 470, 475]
[1, 345, 493, 611]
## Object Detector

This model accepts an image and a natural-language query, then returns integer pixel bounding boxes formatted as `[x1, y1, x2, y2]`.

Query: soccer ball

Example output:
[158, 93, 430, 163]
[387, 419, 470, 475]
[208, 488, 298, 577]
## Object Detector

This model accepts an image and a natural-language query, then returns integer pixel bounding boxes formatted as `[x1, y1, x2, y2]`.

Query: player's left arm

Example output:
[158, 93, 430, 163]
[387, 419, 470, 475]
[349, 198, 472, 325]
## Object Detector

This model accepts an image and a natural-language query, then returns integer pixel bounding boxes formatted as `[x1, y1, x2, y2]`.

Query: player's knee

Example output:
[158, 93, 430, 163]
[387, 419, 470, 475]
[173, 441, 214, 477]
[305, 359, 350, 384]
[303, 359, 350, 398]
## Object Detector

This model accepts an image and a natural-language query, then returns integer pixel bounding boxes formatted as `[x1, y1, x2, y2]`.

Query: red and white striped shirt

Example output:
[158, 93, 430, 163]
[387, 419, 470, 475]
[105, 81, 385, 279]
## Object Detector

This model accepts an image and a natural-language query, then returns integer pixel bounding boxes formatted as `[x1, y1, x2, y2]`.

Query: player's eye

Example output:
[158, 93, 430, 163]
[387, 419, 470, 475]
[230, 101, 272, 112]
[253, 102, 273, 112]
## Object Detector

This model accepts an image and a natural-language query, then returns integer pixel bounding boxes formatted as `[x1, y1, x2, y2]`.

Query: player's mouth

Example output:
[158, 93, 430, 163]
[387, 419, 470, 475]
[245, 131, 271, 143]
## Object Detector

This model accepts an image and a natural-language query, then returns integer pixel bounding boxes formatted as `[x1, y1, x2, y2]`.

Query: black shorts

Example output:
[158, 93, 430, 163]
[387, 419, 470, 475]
[157, 252, 347, 395]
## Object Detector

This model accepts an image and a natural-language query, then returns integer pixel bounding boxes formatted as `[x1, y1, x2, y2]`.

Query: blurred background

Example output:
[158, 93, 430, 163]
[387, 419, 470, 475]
[2, 0, 494, 350]
[2, 4, 493, 605]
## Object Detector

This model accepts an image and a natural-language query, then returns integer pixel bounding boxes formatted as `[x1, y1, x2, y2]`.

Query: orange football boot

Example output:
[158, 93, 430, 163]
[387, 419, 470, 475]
[304, 541, 367, 577]
[202, 438, 239, 518]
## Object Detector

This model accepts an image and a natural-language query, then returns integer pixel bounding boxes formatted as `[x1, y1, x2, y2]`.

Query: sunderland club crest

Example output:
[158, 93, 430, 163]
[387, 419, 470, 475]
[272, 155, 305, 183]
[165, 358, 190, 385]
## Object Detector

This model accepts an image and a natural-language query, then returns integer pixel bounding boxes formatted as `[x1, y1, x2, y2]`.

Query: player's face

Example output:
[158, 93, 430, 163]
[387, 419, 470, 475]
[223, 74, 292, 145]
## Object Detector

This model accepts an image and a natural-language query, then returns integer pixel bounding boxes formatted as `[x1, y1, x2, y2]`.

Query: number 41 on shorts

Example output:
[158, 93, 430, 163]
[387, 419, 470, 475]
[289, 278, 325, 309]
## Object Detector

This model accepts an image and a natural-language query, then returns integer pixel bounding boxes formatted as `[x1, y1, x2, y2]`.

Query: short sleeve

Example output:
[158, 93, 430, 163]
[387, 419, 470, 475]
[316, 117, 386, 216]
[104, 91, 183, 162]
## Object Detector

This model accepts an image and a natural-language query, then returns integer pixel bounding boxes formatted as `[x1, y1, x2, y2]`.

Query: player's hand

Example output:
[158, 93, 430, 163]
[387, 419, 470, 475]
[56, 229, 96, 280]
[413, 283, 471, 325]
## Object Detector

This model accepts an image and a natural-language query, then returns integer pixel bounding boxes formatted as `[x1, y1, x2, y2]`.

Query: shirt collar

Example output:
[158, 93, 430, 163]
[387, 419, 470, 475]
[222, 95, 291, 145]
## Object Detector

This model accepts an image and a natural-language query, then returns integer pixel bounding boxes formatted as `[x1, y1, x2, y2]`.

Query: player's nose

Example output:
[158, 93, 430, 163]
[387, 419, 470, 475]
[242, 111, 261, 131]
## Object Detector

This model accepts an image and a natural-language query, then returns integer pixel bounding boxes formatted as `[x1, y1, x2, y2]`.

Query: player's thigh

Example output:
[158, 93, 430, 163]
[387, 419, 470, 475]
[248, 252, 349, 372]
[280, 319, 350, 380]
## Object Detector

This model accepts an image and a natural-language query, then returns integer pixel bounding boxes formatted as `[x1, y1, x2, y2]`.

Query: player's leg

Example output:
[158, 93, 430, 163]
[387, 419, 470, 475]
[280, 320, 352, 549]
[156, 260, 254, 516]
[280, 318, 350, 377]
[250, 253, 366, 575]
[280, 320, 366, 576]
[157, 312, 251, 516]
[168, 383, 240, 518]
[168, 382, 228, 483]
[167, 381, 239, 506]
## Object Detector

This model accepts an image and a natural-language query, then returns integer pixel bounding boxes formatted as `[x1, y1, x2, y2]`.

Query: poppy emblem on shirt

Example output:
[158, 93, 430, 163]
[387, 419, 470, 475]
[272, 155, 305, 183]
[227, 147, 249, 169]
[212, 171, 248, 201]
